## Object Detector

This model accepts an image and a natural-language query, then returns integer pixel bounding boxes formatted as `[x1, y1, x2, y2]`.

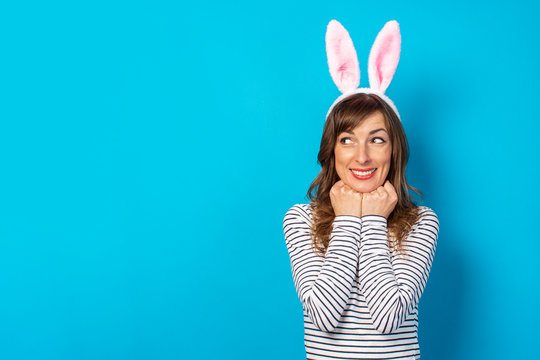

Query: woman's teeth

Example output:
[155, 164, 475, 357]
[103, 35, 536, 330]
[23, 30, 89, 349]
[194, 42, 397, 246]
[351, 169, 376, 176]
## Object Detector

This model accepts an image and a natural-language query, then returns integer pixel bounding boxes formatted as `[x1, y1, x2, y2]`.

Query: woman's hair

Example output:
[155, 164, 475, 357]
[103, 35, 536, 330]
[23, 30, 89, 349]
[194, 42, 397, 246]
[307, 93, 422, 255]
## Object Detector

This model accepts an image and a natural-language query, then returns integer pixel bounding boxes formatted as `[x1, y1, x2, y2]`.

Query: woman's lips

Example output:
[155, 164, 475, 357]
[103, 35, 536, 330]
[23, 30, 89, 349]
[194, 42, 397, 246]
[350, 168, 376, 180]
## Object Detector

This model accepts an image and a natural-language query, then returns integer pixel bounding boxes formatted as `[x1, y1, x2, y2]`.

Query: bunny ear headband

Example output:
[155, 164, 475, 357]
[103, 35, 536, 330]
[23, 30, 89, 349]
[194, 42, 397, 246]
[325, 19, 402, 120]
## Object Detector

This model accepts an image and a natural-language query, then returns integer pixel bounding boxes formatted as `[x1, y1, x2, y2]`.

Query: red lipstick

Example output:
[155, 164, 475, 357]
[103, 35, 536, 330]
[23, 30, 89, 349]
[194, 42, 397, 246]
[350, 168, 376, 180]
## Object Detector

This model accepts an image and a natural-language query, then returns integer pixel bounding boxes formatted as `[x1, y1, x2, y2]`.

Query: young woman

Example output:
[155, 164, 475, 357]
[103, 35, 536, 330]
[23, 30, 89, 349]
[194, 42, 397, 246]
[283, 20, 439, 359]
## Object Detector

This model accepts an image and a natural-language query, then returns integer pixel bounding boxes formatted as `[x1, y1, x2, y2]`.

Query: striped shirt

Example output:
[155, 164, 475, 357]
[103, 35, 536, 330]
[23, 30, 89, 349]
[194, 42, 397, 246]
[283, 204, 439, 360]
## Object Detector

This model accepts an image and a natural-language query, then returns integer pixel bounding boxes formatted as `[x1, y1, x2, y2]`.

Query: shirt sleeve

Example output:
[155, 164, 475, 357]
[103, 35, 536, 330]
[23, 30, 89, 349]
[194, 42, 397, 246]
[356, 206, 439, 334]
[283, 204, 362, 332]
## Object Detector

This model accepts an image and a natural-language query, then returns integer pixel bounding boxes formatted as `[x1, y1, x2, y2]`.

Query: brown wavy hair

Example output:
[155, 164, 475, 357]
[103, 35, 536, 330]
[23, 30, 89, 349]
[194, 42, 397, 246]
[307, 93, 422, 256]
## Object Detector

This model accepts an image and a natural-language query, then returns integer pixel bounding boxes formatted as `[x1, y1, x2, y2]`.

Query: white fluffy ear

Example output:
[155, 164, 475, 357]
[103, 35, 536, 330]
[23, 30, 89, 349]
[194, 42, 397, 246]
[326, 20, 360, 93]
[368, 20, 401, 93]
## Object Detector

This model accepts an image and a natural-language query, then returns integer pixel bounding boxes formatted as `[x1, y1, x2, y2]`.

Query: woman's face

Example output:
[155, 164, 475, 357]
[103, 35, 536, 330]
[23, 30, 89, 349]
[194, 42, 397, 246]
[334, 111, 392, 193]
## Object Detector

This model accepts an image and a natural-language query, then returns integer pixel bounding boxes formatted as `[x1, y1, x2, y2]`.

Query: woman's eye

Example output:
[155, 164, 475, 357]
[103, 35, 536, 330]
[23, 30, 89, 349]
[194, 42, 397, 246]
[372, 137, 386, 144]
[340, 137, 353, 144]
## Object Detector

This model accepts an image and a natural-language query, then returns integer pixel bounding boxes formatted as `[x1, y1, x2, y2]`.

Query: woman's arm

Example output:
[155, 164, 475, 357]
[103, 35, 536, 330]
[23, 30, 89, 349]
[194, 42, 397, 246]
[283, 204, 361, 332]
[357, 206, 439, 334]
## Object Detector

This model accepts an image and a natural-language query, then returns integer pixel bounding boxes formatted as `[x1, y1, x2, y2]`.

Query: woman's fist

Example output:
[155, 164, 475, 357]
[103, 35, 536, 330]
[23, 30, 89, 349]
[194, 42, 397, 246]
[361, 180, 398, 219]
[330, 180, 362, 218]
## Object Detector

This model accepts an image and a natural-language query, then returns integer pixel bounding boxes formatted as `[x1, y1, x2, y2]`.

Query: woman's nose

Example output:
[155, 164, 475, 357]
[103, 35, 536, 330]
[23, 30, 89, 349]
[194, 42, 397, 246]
[355, 144, 371, 164]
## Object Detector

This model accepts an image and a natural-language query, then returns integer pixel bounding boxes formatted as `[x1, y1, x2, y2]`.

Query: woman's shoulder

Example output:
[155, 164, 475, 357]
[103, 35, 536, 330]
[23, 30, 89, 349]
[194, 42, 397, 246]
[412, 205, 440, 235]
[416, 206, 439, 224]
[283, 203, 313, 223]
[283, 204, 314, 247]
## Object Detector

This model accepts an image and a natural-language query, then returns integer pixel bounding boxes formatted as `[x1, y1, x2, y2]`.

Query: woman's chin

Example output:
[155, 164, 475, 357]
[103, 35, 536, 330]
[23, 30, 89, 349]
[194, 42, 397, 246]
[352, 185, 377, 193]
[346, 178, 383, 194]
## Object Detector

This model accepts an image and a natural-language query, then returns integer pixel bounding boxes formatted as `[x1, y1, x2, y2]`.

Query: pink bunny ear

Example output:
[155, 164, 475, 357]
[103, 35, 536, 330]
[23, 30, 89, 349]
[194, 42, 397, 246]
[326, 20, 360, 93]
[368, 20, 401, 93]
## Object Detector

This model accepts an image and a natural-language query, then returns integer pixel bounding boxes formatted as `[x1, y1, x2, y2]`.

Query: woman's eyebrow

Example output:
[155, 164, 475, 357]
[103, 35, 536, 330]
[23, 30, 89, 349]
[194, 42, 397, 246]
[369, 128, 387, 135]
[343, 128, 387, 135]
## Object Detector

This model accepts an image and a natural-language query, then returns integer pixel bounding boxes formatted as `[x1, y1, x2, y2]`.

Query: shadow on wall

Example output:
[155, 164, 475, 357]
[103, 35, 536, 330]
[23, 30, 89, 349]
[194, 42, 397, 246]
[419, 234, 467, 360]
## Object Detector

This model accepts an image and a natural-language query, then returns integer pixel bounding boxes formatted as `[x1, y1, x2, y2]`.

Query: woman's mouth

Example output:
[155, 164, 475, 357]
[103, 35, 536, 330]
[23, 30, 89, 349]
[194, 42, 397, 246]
[350, 168, 376, 180]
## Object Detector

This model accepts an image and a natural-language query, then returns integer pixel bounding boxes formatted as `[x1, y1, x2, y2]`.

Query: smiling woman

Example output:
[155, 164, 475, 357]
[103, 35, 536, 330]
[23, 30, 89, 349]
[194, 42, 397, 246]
[283, 20, 439, 360]
[309, 93, 422, 256]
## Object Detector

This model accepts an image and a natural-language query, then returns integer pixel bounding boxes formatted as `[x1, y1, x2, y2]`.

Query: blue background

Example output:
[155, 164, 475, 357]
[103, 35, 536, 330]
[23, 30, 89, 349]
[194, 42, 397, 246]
[1, 1, 539, 359]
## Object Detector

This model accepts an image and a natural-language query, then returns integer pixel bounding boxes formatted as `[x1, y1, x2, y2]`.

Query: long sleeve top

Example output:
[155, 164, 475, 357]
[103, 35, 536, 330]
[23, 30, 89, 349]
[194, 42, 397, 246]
[283, 203, 439, 360]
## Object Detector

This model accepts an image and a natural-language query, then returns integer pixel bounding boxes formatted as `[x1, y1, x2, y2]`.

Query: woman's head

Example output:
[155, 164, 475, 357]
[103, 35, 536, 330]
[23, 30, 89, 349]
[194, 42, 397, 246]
[310, 93, 412, 205]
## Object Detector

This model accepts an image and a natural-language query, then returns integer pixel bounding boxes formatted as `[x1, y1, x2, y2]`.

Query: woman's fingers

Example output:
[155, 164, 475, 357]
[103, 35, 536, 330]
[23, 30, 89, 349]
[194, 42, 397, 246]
[330, 180, 362, 217]
[384, 180, 396, 195]
[361, 180, 398, 218]
[384, 180, 398, 203]
[330, 180, 344, 194]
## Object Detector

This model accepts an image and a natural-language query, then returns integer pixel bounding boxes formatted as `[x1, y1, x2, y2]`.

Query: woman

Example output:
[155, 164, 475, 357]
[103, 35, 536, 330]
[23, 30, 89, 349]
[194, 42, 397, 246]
[283, 20, 439, 359]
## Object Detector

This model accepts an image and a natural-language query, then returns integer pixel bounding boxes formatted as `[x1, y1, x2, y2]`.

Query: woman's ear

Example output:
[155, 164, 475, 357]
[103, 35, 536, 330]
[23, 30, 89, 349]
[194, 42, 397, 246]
[367, 20, 401, 94]
[326, 20, 360, 93]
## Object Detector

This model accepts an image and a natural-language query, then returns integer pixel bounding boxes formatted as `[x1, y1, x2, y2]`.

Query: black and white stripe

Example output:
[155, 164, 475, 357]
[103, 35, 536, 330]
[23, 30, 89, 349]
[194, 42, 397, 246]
[283, 204, 439, 360]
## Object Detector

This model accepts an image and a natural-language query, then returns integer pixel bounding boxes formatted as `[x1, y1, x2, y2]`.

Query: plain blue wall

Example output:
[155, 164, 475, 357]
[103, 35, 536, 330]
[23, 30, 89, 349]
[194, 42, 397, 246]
[0, 1, 539, 359]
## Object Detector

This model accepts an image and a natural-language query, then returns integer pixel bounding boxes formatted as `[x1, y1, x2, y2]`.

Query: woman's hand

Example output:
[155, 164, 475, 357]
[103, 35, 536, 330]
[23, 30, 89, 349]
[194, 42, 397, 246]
[361, 180, 398, 219]
[330, 180, 363, 218]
